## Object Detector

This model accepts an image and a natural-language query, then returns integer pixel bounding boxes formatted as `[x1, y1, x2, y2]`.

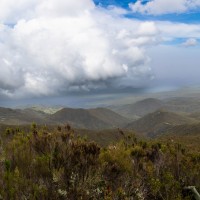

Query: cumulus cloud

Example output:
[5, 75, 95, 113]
[0, 0, 158, 99]
[1, 0, 200, 100]
[182, 38, 198, 47]
[156, 22, 200, 39]
[129, 0, 200, 15]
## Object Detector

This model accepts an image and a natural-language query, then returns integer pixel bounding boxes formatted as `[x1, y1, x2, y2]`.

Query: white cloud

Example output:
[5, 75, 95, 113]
[106, 6, 129, 16]
[0, 0, 94, 23]
[0, 0, 157, 99]
[156, 22, 200, 39]
[129, 0, 200, 15]
[1, 0, 200, 100]
[182, 38, 198, 47]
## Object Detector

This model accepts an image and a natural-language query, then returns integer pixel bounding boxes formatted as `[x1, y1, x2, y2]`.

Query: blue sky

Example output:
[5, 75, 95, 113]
[94, 0, 132, 8]
[94, 0, 200, 23]
[93, 0, 200, 47]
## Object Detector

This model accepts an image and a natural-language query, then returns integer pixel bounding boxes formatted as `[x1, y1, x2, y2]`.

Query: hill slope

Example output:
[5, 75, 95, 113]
[49, 107, 128, 129]
[0, 107, 51, 125]
[126, 109, 197, 137]
[160, 122, 200, 136]
[0, 106, 129, 129]
[88, 108, 130, 127]
[110, 96, 200, 119]
[111, 98, 164, 119]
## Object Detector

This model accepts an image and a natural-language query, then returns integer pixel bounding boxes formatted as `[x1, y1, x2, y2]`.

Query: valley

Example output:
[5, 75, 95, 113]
[2, 93, 200, 140]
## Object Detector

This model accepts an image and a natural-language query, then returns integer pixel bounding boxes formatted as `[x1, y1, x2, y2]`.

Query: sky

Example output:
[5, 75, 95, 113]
[0, 0, 200, 107]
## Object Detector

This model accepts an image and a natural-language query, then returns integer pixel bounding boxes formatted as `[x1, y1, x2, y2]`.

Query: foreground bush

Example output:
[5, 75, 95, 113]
[0, 125, 199, 199]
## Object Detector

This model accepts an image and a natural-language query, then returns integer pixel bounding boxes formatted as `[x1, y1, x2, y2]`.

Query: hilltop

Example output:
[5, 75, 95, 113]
[0, 107, 51, 125]
[49, 107, 129, 129]
[0, 106, 129, 130]
[111, 98, 164, 119]
[126, 109, 197, 137]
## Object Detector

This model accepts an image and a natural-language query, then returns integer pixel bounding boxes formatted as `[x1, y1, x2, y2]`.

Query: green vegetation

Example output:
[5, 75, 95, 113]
[0, 124, 199, 199]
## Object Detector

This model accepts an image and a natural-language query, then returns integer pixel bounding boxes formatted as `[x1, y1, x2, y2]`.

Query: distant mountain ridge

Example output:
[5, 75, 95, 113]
[0, 106, 129, 130]
[111, 97, 200, 119]
[126, 109, 198, 137]
[110, 98, 164, 119]
[49, 107, 129, 129]
[0, 107, 51, 125]
[2, 96, 200, 133]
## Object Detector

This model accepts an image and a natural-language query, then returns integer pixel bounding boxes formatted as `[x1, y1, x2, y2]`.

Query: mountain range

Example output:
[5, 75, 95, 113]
[0, 107, 129, 130]
[110, 97, 200, 118]
[1, 96, 200, 137]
